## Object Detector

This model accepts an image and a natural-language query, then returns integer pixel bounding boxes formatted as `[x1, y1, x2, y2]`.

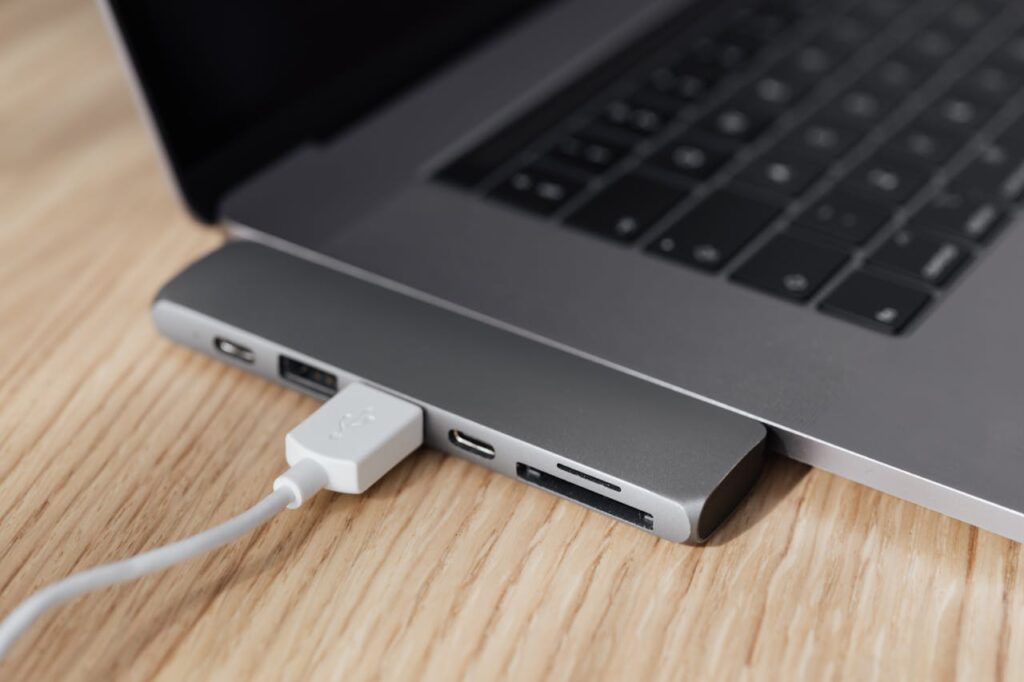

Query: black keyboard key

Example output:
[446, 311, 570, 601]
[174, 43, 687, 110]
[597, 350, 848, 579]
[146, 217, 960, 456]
[956, 63, 1020, 105]
[843, 152, 932, 206]
[630, 84, 700, 119]
[733, 235, 848, 301]
[650, 134, 734, 181]
[998, 116, 1024, 145]
[574, 119, 645, 148]
[859, 57, 928, 104]
[820, 272, 931, 334]
[689, 33, 759, 71]
[736, 147, 827, 198]
[780, 116, 863, 160]
[647, 67, 712, 104]
[919, 92, 996, 135]
[549, 131, 629, 176]
[654, 55, 724, 89]
[489, 164, 585, 216]
[774, 41, 840, 88]
[909, 190, 1005, 244]
[948, 138, 1024, 202]
[566, 172, 684, 242]
[718, 27, 771, 58]
[625, 86, 687, 117]
[648, 189, 781, 271]
[888, 121, 967, 167]
[992, 33, 1024, 72]
[736, 72, 807, 112]
[824, 88, 886, 130]
[601, 97, 671, 137]
[937, 1, 989, 37]
[796, 188, 891, 245]
[732, 4, 800, 41]
[817, 14, 873, 56]
[869, 228, 971, 287]
[850, 0, 909, 26]
[698, 100, 777, 145]
[898, 27, 962, 69]
[980, 126, 1024, 161]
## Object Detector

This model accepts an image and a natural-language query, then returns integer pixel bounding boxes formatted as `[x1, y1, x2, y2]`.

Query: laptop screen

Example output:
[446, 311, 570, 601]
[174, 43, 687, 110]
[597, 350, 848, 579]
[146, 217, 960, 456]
[107, 0, 550, 221]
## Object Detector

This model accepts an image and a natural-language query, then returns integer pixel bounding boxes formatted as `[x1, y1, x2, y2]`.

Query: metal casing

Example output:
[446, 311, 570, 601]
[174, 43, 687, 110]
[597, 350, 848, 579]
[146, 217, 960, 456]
[153, 242, 766, 543]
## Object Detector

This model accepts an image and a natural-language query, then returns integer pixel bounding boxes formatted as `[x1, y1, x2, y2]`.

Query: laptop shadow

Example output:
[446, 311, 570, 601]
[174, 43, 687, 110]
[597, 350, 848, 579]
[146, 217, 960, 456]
[707, 452, 810, 545]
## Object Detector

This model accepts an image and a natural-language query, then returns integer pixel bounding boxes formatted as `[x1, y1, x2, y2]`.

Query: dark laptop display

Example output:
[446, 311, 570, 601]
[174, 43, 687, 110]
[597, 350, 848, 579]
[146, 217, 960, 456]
[107, 0, 550, 220]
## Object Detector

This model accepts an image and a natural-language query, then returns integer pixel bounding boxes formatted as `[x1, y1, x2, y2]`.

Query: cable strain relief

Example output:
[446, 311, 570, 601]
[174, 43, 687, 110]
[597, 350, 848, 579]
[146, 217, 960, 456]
[273, 459, 329, 509]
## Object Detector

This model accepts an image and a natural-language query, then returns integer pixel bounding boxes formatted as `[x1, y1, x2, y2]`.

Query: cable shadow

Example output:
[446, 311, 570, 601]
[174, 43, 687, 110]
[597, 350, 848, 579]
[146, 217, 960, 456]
[86, 494, 358, 680]
[81, 451, 450, 677]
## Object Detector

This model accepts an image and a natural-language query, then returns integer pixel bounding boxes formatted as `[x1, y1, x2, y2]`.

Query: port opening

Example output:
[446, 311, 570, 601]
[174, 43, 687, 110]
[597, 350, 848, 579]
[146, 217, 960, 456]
[516, 463, 653, 530]
[213, 337, 254, 364]
[556, 463, 621, 491]
[279, 356, 338, 396]
[448, 430, 495, 459]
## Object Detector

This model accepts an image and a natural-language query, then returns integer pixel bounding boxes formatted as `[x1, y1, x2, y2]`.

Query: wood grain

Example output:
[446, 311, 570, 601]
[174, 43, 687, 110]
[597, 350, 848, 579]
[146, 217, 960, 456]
[2, 1, 1023, 680]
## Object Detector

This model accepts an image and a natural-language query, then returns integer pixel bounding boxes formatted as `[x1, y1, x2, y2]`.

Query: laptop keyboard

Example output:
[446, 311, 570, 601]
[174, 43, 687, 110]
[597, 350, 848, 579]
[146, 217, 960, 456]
[436, 0, 1024, 335]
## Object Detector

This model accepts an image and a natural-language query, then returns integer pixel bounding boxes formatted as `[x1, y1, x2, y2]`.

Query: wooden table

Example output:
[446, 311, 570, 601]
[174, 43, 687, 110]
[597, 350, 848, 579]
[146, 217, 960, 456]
[2, 1, 1023, 679]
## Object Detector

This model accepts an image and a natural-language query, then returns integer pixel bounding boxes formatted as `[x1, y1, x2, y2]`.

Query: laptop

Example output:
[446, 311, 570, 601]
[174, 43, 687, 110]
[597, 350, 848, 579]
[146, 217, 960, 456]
[102, 0, 1024, 543]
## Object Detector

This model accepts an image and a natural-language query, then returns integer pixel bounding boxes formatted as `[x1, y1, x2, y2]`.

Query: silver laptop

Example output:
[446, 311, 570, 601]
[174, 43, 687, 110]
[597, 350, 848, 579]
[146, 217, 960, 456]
[102, 0, 1024, 542]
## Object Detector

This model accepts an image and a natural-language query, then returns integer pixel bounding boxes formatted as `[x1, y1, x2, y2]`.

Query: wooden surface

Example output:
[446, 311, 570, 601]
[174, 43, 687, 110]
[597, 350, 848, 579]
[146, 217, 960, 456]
[2, 1, 1024, 680]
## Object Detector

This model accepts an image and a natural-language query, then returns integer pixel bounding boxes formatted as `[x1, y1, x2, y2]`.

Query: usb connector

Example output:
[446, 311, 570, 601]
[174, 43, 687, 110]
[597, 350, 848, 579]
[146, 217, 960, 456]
[276, 382, 423, 503]
[0, 383, 423, 660]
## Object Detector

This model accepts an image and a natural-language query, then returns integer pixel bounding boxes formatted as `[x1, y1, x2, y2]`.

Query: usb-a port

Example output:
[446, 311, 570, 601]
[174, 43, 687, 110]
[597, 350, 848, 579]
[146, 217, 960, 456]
[279, 356, 338, 396]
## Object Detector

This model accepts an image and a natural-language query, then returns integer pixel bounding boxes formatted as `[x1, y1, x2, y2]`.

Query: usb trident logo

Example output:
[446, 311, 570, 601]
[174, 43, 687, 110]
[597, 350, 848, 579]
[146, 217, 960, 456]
[329, 407, 377, 439]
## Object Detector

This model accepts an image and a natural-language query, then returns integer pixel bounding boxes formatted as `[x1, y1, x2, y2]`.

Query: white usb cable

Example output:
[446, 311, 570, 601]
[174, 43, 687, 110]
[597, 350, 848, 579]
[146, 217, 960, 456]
[0, 383, 423, 660]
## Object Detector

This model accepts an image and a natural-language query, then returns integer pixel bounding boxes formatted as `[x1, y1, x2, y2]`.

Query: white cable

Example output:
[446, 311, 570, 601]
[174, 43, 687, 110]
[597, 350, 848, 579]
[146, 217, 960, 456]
[0, 487, 295, 659]
[0, 382, 423, 661]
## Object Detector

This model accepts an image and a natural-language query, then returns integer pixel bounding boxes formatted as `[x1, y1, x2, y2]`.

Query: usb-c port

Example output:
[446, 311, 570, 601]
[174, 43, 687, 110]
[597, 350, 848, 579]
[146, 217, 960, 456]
[214, 337, 254, 363]
[448, 430, 495, 459]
